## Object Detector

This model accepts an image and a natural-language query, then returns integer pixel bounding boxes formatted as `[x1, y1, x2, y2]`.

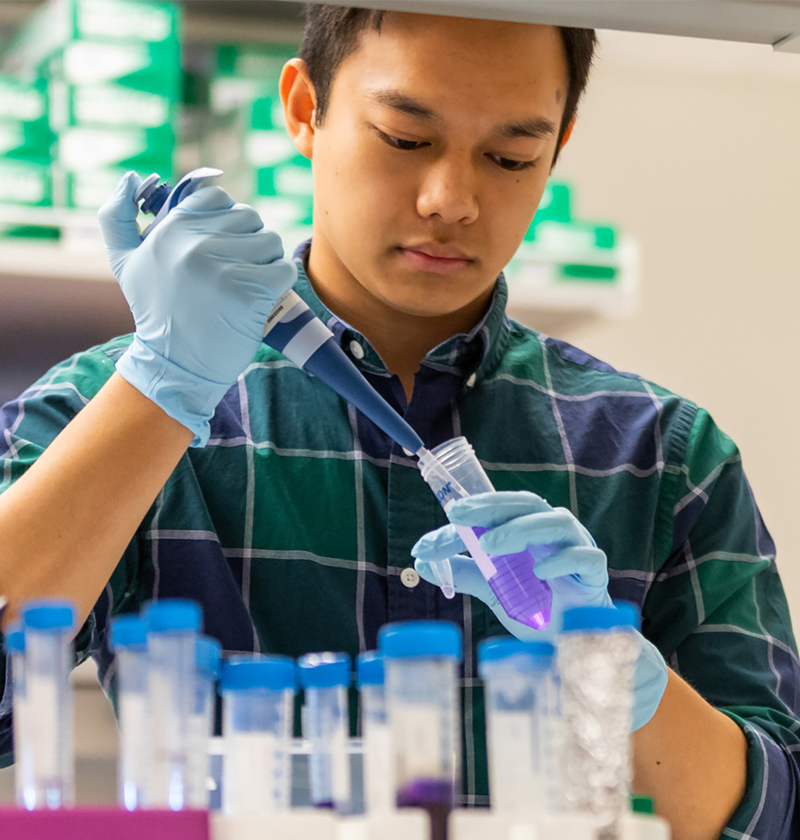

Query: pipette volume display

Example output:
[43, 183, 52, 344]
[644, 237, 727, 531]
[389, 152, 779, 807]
[135, 169, 426, 457]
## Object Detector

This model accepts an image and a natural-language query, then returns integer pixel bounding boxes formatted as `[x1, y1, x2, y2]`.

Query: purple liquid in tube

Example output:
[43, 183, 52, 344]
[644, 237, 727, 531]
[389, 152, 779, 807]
[418, 438, 553, 629]
[397, 778, 452, 840]
[457, 525, 552, 630]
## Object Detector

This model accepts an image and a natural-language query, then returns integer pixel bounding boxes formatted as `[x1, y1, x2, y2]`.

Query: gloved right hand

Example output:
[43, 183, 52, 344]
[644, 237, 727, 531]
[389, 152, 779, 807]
[413, 491, 669, 732]
[98, 170, 297, 446]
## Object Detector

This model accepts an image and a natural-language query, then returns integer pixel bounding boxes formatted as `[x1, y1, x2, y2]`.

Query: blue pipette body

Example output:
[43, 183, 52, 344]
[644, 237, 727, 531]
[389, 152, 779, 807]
[134, 168, 425, 455]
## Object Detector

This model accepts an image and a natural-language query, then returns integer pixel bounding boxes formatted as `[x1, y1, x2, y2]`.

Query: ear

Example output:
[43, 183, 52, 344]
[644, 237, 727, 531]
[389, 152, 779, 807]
[280, 58, 317, 159]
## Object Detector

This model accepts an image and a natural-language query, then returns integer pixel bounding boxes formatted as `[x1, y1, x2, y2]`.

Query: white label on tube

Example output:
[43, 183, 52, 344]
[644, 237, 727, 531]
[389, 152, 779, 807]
[488, 712, 545, 814]
[13, 697, 27, 803]
[224, 733, 279, 815]
[148, 667, 183, 807]
[456, 525, 497, 579]
[120, 692, 149, 794]
[186, 713, 210, 808]
[332, 721, 351, 806]
[27, 674, 59, 779]
[120, 693, 147, 750]
[365, 723, 394, 812]
[150, 669, 180, 753]
[393, 706, 442, 785]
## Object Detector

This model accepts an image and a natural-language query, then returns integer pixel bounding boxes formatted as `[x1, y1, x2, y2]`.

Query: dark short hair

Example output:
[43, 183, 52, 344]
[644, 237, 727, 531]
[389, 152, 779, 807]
[299, 5, 596, 164]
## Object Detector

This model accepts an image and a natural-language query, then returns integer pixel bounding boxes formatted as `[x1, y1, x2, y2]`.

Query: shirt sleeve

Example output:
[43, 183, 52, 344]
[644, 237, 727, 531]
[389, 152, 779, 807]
[0, 338, 141, 766]
[643, 406, 800, 839]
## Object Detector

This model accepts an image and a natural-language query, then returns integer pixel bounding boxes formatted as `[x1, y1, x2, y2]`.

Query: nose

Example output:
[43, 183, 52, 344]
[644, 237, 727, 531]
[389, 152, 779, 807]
[416, 153, 479, 226]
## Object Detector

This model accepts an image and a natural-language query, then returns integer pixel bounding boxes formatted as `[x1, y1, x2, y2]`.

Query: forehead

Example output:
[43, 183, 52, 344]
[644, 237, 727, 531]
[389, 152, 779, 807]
[335, 14, 568, 117]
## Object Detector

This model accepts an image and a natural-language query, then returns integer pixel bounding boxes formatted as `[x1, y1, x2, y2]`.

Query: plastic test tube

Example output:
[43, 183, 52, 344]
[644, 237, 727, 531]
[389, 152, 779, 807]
[221, 655, 296, 815]
[144, 599, 202, 811]
[19, 600, 76, 810]
[6, 622, 29, 807]
[110, 615, 149, 811]
[186, 636, 221, 808]
[357, 651, 393, 814]
[297, 652, 352, 813]
[478, 638, 558, 818]
[557, 604, 640, 840]
[418, 437, 553, 630]
[379, 621, 462, 840]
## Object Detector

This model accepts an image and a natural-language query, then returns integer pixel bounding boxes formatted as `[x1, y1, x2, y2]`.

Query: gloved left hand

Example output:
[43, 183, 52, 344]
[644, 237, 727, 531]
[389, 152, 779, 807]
[412, 490, 668, 731]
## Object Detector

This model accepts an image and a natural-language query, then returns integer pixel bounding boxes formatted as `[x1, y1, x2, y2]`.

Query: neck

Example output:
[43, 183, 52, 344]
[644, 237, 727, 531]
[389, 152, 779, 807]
[305, 245, 492, 400]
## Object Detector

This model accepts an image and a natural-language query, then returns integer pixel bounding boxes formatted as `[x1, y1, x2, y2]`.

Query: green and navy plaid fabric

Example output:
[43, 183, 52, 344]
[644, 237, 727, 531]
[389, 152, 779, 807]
[1, 244, 798, 836]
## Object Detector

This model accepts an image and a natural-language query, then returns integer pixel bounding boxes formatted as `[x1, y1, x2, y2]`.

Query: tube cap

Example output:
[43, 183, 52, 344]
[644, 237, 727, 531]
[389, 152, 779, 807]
[297, 652, 351, 688]
[196, 636, 222, 679]
[110, 616, 147, 650]
[477, 637, 554, 674]
[143, 599, 202, 634]
[561, 602, 640, 634]
[357, 652, 384, 687]
[221, 655, 296, 692]
[21, 599, 75, 633]
[5, 622, 24, 654]
[379, 621, 462, 661]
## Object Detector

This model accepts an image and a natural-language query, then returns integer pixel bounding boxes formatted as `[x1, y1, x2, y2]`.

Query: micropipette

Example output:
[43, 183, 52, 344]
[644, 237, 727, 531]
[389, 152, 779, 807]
[135, 170, 462, 601]
[134, 168, 426, 456]
[135, 168, 223, 239]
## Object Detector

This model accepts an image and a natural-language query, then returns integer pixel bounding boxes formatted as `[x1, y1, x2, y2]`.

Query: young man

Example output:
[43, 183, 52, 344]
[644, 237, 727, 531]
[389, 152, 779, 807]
[0, 7, 797, 839]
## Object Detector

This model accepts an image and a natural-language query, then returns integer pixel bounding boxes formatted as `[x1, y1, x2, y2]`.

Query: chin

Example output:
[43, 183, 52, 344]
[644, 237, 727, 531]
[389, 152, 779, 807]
[377, 290, 472, 319]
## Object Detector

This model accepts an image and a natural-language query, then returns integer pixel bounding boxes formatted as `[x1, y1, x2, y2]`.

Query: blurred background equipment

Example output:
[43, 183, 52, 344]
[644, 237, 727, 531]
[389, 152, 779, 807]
[0, 0, 637, 408]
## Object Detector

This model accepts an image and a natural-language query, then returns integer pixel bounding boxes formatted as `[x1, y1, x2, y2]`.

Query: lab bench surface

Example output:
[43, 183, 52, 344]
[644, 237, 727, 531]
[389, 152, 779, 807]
[0, 809, 670, 840]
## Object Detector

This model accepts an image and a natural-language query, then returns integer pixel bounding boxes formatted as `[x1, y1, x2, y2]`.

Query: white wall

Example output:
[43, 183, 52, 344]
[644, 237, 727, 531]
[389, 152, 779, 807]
[535, 31, 800, 620]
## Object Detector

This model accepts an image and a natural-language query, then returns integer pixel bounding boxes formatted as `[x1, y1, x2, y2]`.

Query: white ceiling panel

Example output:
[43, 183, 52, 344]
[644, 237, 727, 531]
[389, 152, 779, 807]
[268, 0, 800, 48]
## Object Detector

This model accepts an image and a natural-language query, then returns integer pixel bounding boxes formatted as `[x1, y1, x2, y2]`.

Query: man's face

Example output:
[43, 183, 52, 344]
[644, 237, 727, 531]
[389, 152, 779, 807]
[309, 14, 569, 319]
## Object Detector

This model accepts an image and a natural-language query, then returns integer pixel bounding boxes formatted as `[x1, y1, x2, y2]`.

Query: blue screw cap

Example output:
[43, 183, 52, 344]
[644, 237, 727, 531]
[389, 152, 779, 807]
[196, 636, 222, 679]
[221, 655, 296, 692]
[477, 637, 554, 675]
[21, 599, 75, 633]
[357, 652, 384, 687]
[110, 616, 147, 650]
[297, 652, 351, 688]
[379, 621, 462, 662]
[143, 599, 202, 634]
[5, 622, 24, 654]
[561, 602, 640, 634]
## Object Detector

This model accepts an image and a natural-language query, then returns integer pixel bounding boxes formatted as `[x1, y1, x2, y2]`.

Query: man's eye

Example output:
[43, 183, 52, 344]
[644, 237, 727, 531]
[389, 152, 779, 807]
[375, 129, 428, 151]
[491, 155, 537, 172]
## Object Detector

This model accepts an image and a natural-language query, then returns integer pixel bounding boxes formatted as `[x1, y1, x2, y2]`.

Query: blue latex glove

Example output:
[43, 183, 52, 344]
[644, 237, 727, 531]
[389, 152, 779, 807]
[412, 491, 668, 731]
[98, 171, 297, 446]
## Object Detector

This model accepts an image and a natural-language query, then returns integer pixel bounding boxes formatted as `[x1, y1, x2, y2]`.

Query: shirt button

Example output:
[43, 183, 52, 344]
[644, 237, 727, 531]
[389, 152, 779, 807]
[400, 567, 421, 589]
[466, 373, 477, 388]
[402, 447, 415, 457]
[349, 340, 365, 360]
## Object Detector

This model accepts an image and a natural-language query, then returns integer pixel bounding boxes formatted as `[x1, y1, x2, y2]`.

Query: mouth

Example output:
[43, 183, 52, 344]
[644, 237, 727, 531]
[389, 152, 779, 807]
[398, 245, 474, 276]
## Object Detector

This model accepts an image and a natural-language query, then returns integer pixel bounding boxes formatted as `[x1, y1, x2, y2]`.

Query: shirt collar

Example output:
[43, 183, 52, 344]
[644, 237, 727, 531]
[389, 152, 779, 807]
[291, 239, 510, 382]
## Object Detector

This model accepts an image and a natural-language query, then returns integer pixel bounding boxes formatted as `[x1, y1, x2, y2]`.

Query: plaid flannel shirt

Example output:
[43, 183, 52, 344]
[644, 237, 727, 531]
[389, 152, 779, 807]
[0, 246, 798, 836]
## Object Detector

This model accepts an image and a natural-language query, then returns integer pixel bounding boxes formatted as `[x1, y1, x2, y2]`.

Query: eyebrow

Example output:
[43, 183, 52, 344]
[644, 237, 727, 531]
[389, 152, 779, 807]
[368, 88, 557, 140]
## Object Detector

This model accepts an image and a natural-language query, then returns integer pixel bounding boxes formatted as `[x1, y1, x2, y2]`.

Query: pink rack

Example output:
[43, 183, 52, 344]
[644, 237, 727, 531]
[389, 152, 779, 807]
[0, 807, 210, 839]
